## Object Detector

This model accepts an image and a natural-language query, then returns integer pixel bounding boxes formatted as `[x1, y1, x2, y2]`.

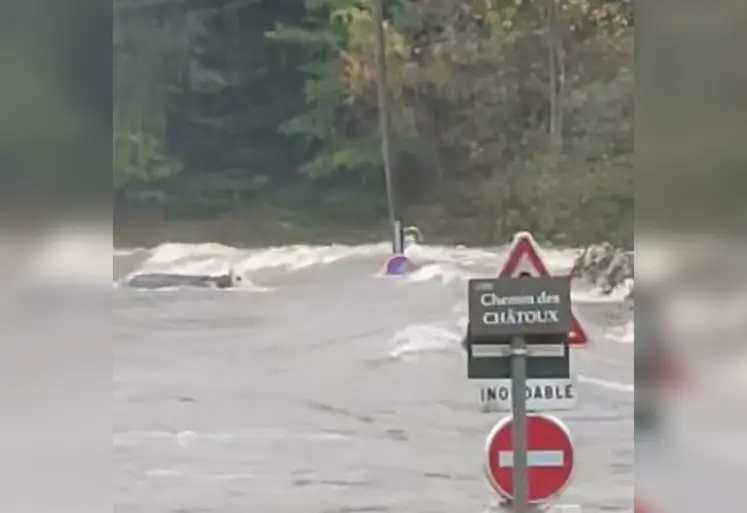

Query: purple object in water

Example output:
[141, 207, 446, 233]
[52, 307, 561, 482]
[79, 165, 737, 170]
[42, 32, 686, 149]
[384, 254, 410, 275]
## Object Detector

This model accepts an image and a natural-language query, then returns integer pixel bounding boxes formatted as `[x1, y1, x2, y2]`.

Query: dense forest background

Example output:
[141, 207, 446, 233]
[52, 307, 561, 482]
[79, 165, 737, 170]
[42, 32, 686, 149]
[113, 0, 633, 247]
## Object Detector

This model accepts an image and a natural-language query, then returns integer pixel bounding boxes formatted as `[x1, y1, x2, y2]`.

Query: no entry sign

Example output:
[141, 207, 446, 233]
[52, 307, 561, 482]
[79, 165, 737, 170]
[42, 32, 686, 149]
[484, 413, 574, 503]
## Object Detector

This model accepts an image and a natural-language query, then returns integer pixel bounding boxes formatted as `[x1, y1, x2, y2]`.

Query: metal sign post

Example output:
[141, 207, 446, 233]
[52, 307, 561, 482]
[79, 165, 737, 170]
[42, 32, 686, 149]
[511, 335, 529, 513]
[371, 0, 398, 249]
[392, 219, 404, 255]
[466, 275, 573, 512]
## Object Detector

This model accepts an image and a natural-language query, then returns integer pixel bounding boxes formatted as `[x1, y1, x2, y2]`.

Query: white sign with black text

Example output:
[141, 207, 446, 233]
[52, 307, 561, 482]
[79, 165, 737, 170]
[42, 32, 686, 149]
[476, 377, 577, 412]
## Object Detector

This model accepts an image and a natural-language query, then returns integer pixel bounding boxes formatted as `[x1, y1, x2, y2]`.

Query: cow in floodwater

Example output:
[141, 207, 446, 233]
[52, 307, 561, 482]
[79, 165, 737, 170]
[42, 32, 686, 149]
[123, 269, 242, 289]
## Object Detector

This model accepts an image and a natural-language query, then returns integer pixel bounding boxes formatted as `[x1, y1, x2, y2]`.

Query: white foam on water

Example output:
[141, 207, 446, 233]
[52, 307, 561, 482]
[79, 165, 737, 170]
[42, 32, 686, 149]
[402, 263, 470, 284]
[144, 469, 182, 478]
[133, 244, 222, 275]
[545, 505, 583, 513]
[237, 243, 388, 272]
[404, 243, 579, 275]
[116, 239, 591, 288]
[605, 319, 635, 344]
[146, 242, 238, 264]
[389, 324, 461, 360]
[113, 239, 638, 312]
[537, 248, 582, 275]
[132, 242, 390, 277]
[398, 242, 582, 285]
[144, 469, 255, 481]
[170, 257, 230, 276]
[622, 277, 634, 297]
[578, 374, 634, 393]
[113, 430, 349, 447]
[456, 317, 468, 331]
[404, 243, 498, 267]
[374, 243, 487, 280]
[571, 283, 632, 303]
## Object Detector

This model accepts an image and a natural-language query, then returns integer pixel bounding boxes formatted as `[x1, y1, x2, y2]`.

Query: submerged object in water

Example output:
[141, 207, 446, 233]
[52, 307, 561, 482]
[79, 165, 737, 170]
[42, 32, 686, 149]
[123, 270, 242, 289]
[571, 243, 633, 295]
[403, 225, 424, 247]
[384, 254, 412, 275]
[384, 224, 424, 275]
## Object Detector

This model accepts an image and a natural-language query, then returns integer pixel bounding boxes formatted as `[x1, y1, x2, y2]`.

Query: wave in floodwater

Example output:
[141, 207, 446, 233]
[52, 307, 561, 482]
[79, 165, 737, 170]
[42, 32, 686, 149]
[113, 239, 634, 341]
[0, 229, 630, 343]
[114, 240, 580, 280]
[386, 304, 633, 361]
[111, 236, 639, 512]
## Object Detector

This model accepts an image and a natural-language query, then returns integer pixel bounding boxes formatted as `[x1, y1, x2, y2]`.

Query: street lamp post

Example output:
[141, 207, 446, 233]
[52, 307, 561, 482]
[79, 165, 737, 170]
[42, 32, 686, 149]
[371, 0, 398, 253]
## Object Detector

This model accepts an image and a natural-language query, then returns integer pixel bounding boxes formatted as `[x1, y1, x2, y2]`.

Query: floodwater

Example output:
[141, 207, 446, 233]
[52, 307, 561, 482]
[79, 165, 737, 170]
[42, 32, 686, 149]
[113, 242, 634, 513]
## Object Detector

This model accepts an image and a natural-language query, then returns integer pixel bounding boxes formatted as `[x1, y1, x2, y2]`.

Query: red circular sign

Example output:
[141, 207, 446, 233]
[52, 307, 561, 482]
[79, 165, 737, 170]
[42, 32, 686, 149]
[484, 413, 574, 503]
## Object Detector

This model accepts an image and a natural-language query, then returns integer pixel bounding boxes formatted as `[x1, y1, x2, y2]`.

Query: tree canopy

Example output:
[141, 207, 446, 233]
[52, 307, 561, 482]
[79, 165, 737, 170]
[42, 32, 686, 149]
[113, 0, 633, 246]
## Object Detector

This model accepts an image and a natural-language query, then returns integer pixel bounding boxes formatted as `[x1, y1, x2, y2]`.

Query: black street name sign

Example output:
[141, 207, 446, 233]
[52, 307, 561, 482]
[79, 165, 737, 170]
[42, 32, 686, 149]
[467, 276, 572, 339]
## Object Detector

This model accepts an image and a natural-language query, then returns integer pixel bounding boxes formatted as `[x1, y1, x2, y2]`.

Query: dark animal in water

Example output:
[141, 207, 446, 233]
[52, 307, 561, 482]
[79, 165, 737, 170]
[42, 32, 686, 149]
[123, 270, 241, 289]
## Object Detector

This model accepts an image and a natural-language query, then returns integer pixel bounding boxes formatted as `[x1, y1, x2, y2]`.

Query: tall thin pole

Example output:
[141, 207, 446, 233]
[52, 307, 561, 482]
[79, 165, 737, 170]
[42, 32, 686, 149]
[511, 335, 529, 513]
[547, 0, 560, 150]
[371, 0, 397, 252]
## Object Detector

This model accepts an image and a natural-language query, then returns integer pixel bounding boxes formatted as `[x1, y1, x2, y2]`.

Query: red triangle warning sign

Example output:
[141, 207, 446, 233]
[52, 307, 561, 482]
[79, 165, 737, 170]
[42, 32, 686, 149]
[499, 231, 588, 346]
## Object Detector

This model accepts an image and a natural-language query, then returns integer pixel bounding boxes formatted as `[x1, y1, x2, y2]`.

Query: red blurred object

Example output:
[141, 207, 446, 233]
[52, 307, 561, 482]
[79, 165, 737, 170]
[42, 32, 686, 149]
[634, 500, 648, 513]
[658, 344, 686, 388]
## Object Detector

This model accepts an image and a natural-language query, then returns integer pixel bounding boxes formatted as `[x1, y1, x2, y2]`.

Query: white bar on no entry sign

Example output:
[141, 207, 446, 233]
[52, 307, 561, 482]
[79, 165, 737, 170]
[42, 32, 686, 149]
[498, 450, 565, 467]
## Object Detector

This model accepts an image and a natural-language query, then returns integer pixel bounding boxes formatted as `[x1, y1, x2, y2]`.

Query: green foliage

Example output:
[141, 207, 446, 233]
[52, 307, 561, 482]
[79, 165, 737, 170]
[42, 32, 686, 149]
[113, 0, 633, 246]
[113, 122, 179, 195]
